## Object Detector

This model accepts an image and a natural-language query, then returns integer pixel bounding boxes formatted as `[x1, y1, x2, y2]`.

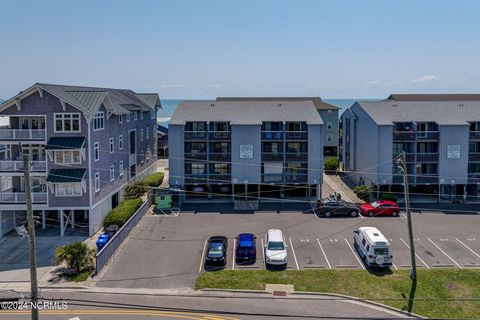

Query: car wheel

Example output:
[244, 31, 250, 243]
[325, 211, 331, 218]
[351, 210, 358, 217]
[392, 211, 399, 217]
[368, 211, 374, 217]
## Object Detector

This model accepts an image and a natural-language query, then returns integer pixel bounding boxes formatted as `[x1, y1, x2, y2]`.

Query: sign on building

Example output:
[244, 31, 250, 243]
[447, 145, 460, 159]
[240, 145, 253, 159]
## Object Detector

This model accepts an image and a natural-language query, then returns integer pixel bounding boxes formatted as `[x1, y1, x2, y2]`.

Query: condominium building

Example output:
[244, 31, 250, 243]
[0, 83, 159, 237]
[340, 94, 480, 201]
[168, 100, 324, 205]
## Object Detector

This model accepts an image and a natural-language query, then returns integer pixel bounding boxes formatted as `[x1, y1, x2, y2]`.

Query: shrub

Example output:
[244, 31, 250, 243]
[124, 184, 147, 199]
[103, 198, 143, 227]
[141, 172, 164, 187]
[55, 241, 95, 274]
[324, 157, 339, 171]
[380, 193, 397, 202]
[353, 184, 371, 202]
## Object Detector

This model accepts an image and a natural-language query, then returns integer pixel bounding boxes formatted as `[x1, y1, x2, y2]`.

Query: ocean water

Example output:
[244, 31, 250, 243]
[157, 98, 362, 127]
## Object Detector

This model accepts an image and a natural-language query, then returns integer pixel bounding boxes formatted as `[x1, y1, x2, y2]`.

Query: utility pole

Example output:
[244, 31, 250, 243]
[399, 151, 417, 313]
[23, 153, 39, 320]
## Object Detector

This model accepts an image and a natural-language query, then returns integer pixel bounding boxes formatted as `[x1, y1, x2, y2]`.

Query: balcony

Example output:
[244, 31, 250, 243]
[185, 152, 207, 161]
[392, 174, 415, 184]
[285, 131, 307, 140]
[0, 192, 47, 204]
[184, 131, 206, 140]
[416, 175, 438, 184]
[0, 160, 47, 172]
[285, 174, 308, 183]
[208, 174, 231, 183]
[393, 152, 415, 162]
[261, 131, 283, 140]
[416, 153, 439, 162]
[393, 131, 415, 141]
[209, 153, 231, 162]
[285, 153, 308, 161]
[208, 131, 231, 140]
[468, 173, 480, 184]
[469, 153, 480, 162]
[469, 131, 480, 140]
[262, 174, 283, 183]
[261, 153, 283, 161]
[416, 131, 439, 140]
[0, 129, 46, 141]
[129, 153, 136, 165]
[184, 174, 207, 184]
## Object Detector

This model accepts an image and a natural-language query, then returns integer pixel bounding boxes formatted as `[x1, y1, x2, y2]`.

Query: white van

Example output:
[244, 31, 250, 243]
[353, 227, 393, 268]
[264, 229, 287, 267]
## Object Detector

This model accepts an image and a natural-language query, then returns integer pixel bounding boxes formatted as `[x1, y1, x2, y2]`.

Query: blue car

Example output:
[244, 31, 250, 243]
[235, 233, 257, 264]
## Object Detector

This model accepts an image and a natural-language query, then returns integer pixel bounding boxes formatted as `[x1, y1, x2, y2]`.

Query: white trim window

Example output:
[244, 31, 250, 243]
[54, 113, 81, 132]
[140, 111, 143, 120]
[94, 172, 100, 191]
[109, 137, 114, 153]
[146, 126, 150, 140]
[93, 111, 105, 131]
[119, 160, 124, 176]
[134, 111, 138, 121]
[140, 129, 144, 142]
[109, 164, 115, 182]
[327, 122, 332, 130]
[94, 142, 100, 161]
[119, 114, 123, 124]
[141, 149, 144, 163]
[146, 147, 150, 161]
[55, 150, 82, 164]
[119, 135, 123, 150]
[126, 113, 130, 122]
[327, 134, 333, 143]
[56, 183, 82, 196]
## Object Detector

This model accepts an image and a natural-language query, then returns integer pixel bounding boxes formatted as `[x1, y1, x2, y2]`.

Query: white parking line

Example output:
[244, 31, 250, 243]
[261, 238, 265, 266]
[399, 237, 430, 269]
[392, 263, 398, 270]
[455, 238, 480, 259]
[427, 238, 463, 269]
[289, 238, 300, 270]
[199, 239, 208, 273]
[232, 237, 236, 270]
[317, 238, 331, 269]
[344, 238, 365, 270]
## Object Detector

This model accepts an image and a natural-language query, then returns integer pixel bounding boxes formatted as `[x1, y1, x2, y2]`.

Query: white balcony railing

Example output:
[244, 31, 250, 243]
[0, 160, 47, 172]
[0, 129, 46, 140]
[0, 192, 47, 204]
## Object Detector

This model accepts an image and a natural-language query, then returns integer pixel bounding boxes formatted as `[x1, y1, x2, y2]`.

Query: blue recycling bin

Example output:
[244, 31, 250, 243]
[96, 233, 110, 251]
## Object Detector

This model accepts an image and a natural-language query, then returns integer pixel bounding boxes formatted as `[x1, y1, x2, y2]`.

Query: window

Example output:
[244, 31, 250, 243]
[94, 142, 99, 161]
[146, 126, 150, 140]
[54, 150, 82, 164]
[109, 137, 114, 153]
[93, 111, 105, 131]
[126, 113, 130, 122]
[56, 183, 82, 196]
[212, 163, 229, 174]
[119, 161, 124, 176]
[327, 122, 333, 130]
[134, 111, 138, 121]
[187, 163, 205, 174]
[119, 114, 123, 124]
[140, 129, 144, 142]
[287, 122, 302, 131]
[140, 111, 143, 120]
[109, 165, 115, 181]
[140, 149, 144, 163]
[146, 147, 150, 161]
[327, 134, 333, 143]
[94, 172, 100, 191]
[54, 113, 80, 132]
[119, 135, 123, 150]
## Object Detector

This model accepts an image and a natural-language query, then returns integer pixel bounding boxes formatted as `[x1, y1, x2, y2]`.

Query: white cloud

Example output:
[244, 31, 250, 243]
[410, 75, 439, 83]
[207, 84, 222, 89]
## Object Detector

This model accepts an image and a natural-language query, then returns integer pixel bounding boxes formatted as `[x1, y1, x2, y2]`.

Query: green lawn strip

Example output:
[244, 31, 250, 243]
[196, 269, 480, 319]
[65, 271, 90, 282]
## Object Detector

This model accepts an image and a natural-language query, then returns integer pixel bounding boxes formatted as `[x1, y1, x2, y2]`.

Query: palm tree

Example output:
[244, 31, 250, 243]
[55, 241, 95, 274]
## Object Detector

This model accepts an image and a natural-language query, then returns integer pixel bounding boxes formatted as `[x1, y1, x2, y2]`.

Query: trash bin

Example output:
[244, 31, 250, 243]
[96, 233, 110, 251]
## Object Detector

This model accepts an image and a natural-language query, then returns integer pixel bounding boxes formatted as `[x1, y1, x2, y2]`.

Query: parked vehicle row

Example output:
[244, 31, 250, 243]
[315, 197, 401, 218]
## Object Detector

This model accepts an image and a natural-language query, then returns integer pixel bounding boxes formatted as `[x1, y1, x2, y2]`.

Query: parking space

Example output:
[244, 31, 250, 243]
[318, 237, 364, 269]
[289, 236, 329, 269]
[428, 237, 480, 268]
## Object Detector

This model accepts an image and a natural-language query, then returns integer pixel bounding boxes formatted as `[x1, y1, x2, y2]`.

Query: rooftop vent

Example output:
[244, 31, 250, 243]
[278, 103, 282, 107]
[459, 103, 464, 107]
[210, 103, 215, 107]
[392, 104, 398, 107]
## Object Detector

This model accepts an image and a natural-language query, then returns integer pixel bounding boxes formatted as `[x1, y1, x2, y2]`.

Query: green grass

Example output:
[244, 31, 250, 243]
[65, 271, 90, 282]
[196, 269, 480, 319]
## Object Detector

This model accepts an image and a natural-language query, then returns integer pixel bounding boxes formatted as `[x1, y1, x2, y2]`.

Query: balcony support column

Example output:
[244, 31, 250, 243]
[60, 210, 64, 237]
[41, 210, 45, 229]
[71, 210, 75, 229]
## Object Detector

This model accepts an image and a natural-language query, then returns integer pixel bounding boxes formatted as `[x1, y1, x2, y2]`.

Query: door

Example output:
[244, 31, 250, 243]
[112, 192, 119, 209]
[129, 130, 136, 156]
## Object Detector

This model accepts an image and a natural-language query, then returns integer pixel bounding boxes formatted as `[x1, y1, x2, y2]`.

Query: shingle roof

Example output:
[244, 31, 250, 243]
[388, 94, 480, 101]
[46, 168, 86, 183]
[216, 97, 339, 110]
[355, 100, 480, 125]
[169, 100, 323, 125]
[45, 137, 86, 150]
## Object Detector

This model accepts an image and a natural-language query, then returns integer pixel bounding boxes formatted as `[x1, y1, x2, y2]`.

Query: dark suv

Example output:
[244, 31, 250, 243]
[316, 197, 360, 217]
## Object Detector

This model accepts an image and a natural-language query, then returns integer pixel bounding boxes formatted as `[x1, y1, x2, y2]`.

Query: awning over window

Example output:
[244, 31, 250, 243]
[45, 137, 85, 150]
[46, 168, 86, 183]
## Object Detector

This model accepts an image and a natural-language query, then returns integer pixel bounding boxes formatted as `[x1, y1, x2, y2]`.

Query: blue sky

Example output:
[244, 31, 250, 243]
[0, 0, 479, 99]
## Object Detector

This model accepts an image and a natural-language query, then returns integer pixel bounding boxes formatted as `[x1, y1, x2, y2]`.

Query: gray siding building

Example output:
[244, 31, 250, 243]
[169, 100, 324, 204]
[0, 83, 159, 237]
[340, 94, 480, 202]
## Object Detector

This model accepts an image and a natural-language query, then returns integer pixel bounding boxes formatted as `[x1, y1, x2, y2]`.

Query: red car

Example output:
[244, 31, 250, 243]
[360, 200, 401, 217]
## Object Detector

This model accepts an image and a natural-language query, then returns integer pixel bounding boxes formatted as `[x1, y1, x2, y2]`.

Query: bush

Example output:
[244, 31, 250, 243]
[380, 193, 397, 202]
[124, 184, 147, 199]
[324, 157, 339, 171]
[103, 198, 143, 227]
[55, 241, 95, 274]
[353, 184, 371, 202]
[141, 172, 164, 187]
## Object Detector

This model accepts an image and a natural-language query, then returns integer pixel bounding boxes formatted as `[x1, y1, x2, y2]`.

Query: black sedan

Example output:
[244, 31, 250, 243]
[205, 236, 228, 268]
[315, 198, 359, 217]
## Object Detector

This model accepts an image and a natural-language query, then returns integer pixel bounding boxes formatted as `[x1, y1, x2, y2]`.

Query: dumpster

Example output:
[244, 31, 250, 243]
[96, 233, 110, 251]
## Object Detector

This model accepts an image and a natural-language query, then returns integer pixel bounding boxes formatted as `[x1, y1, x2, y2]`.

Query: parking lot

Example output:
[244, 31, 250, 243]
[97, 209, 480, 289]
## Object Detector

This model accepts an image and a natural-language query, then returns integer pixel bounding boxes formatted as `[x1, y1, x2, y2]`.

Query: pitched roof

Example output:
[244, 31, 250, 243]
[45, 137, 86, 150]
[388, 94, 480, 101]
[0, 83, 160, 117]
[170, 100, 323, 125]
[216, 97, 339, 110]
[46, 168, 86, 183]
[354, 100, 480, 125]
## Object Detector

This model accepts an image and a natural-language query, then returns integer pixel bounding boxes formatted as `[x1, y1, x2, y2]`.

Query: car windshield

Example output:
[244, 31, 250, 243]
[371, 201, 380, 208]
[374, 247, 389, 255]
[267, 241, 285, 250]
[208, 243, 223, 255]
